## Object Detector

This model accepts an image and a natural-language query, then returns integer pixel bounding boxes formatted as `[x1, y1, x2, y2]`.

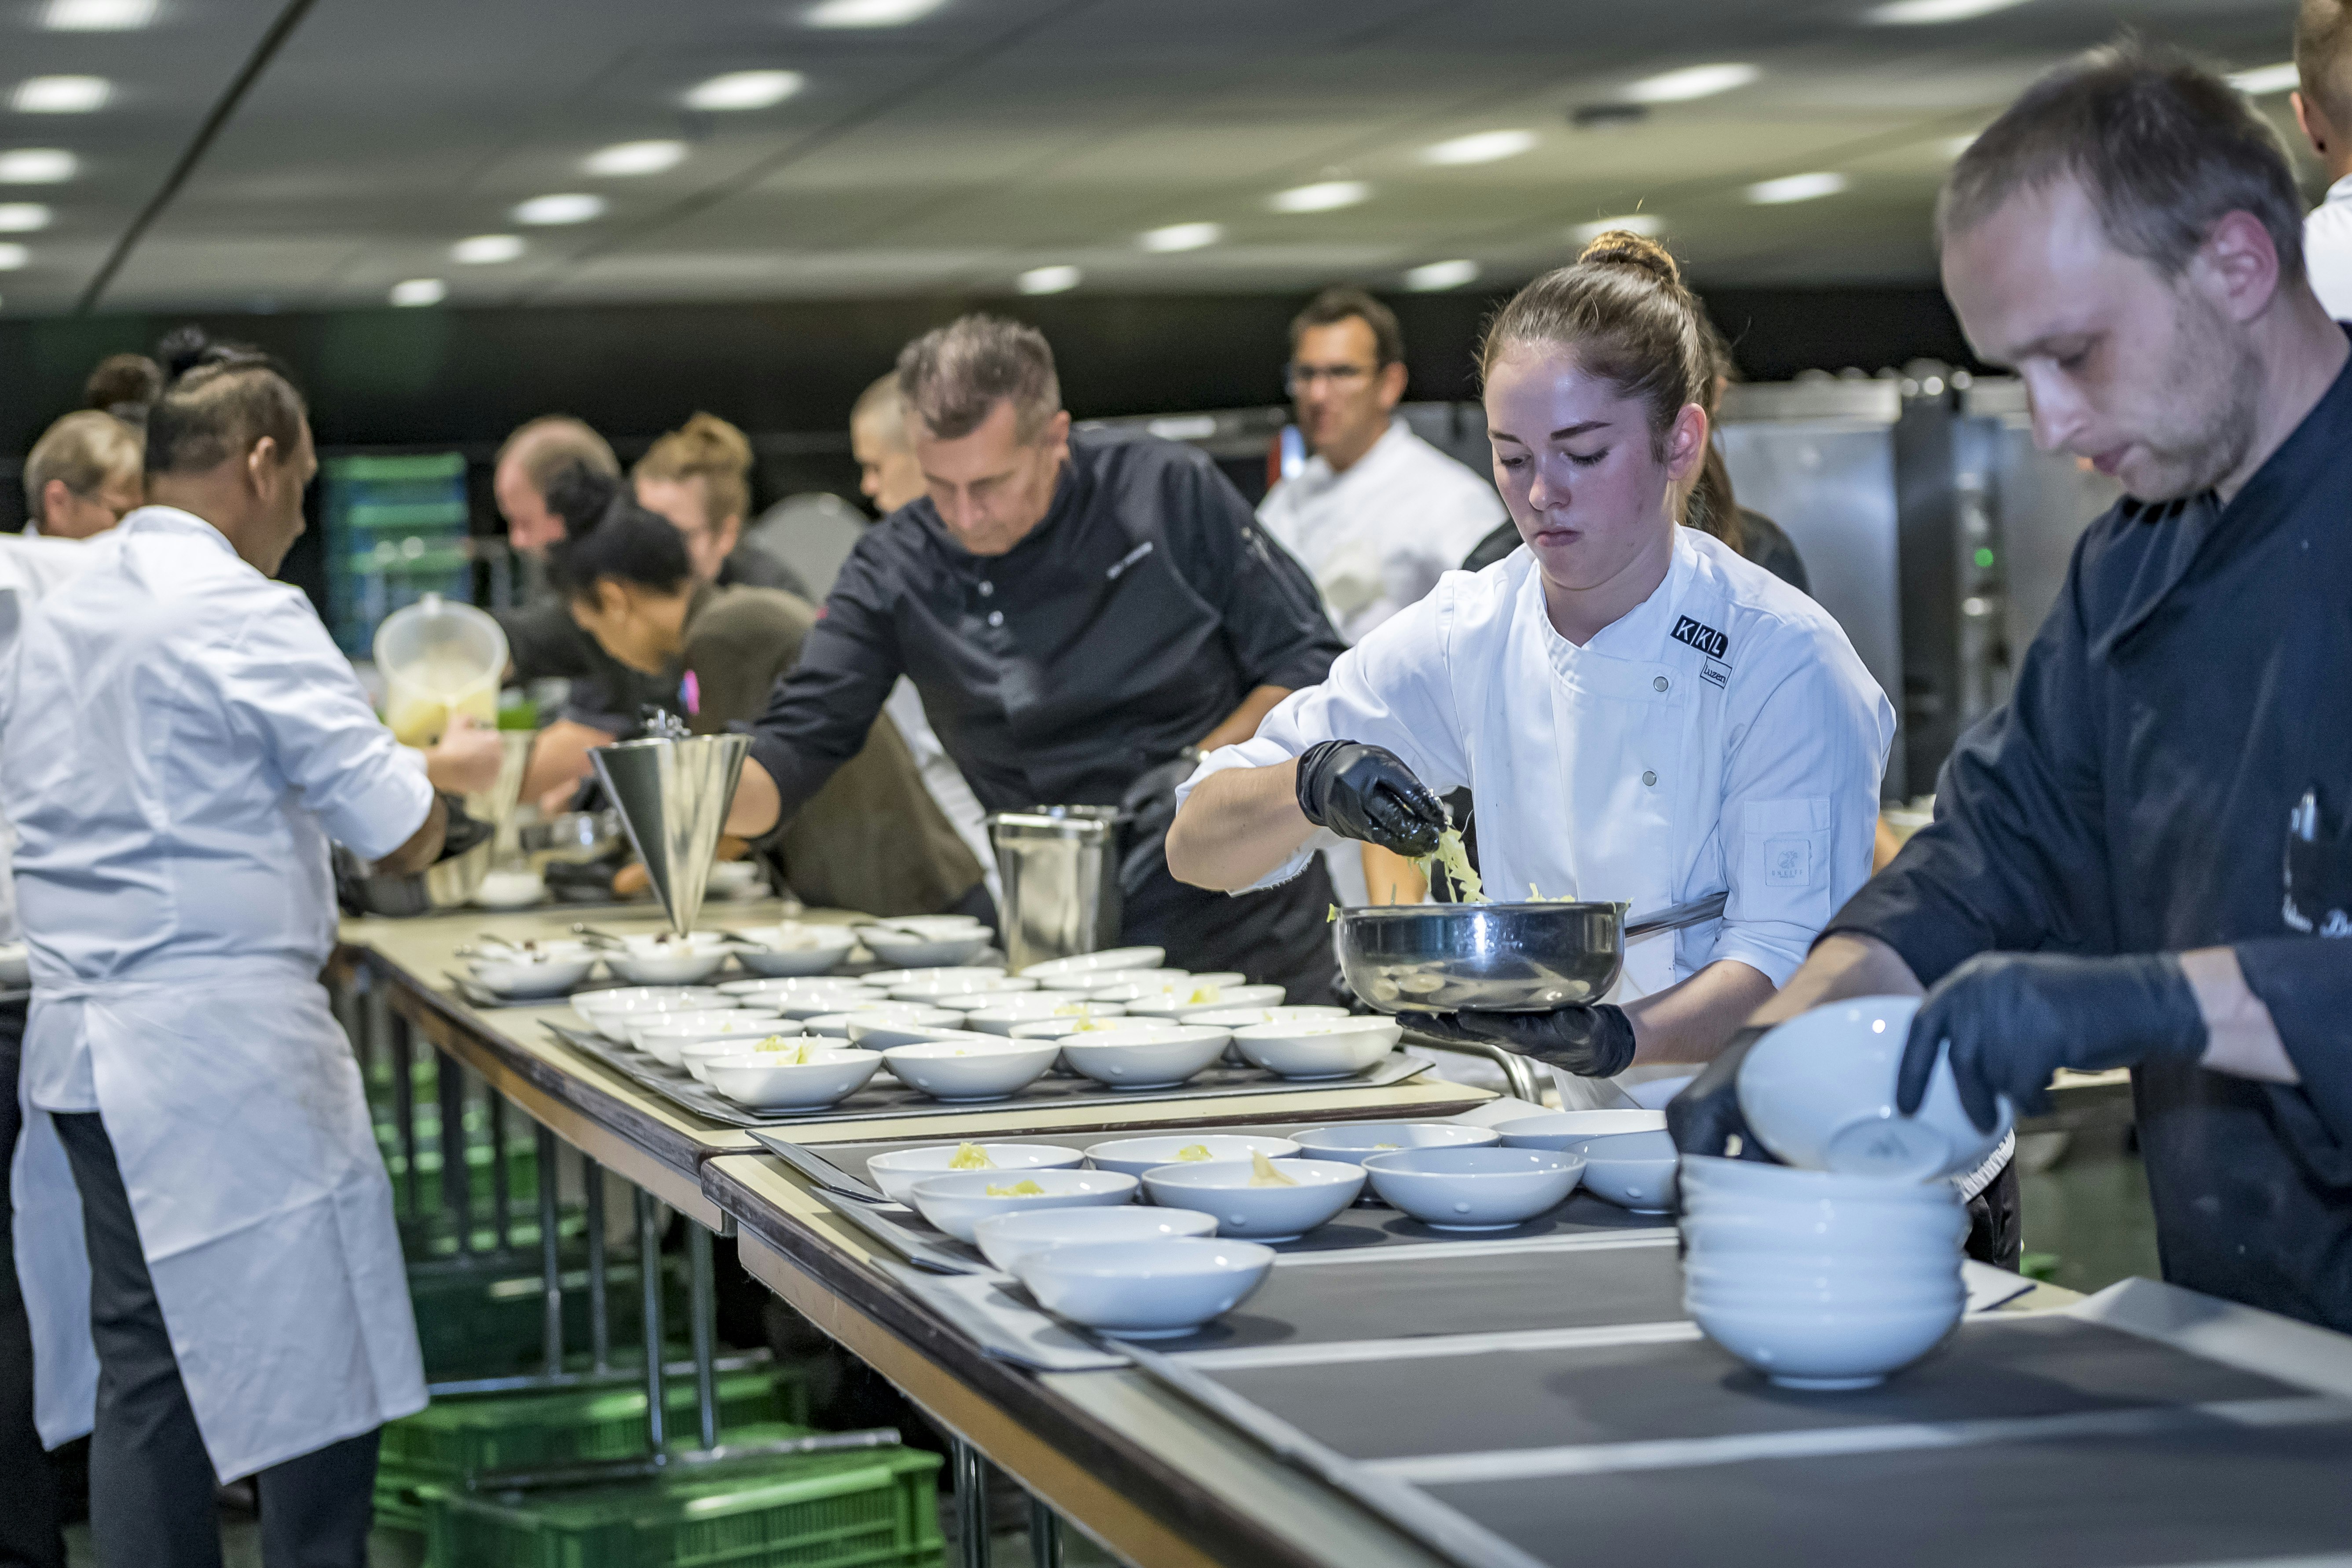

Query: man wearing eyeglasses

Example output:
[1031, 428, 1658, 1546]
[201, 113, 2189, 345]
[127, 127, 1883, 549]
[1257, 287, 1504, 905]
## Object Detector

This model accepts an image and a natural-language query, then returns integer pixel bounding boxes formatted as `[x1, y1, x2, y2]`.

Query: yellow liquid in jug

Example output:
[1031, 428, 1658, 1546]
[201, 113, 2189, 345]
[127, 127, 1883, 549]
[385, 656, 498, 747]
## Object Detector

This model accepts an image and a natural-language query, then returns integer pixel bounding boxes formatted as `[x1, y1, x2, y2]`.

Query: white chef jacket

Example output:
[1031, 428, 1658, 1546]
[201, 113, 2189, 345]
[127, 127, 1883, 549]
[2308, 173, 2352, 322]
[1257, 419, 1505, 645]
[6, 506, 434, 1478]
[0, 535, 97, 946]
[884, 674, 1000, 905]
[1182, 528, 1894, 1006]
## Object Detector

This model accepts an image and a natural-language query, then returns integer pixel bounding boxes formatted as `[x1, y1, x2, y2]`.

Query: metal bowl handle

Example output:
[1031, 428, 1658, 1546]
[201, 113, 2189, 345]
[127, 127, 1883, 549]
[1622, 891, 1729, 940]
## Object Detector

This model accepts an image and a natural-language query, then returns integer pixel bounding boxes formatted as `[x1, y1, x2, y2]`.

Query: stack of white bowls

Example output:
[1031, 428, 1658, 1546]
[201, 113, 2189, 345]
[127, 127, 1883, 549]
[1680, 995, 2013, 1391]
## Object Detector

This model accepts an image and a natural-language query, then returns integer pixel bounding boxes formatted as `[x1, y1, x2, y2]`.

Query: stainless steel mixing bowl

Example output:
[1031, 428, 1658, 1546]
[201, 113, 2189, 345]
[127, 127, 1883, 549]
[1336, 893, 1728, 1014]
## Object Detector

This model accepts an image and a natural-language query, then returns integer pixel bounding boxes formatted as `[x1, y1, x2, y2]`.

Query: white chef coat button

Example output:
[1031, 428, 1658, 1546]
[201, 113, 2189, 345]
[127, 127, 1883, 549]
[1642, 770, 1657, 787]
[987, 610, 1004, 627]
[978, 581, 994, 597]
[1653, 675, 1669, 692]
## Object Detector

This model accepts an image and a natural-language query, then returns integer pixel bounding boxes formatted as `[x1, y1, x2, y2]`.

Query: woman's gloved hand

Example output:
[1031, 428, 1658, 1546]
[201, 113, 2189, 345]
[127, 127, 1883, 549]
[1294, 740, 1446, 857]
[1417, 1004, 1637, 1079]
[1664, 1025, 1778, 1161]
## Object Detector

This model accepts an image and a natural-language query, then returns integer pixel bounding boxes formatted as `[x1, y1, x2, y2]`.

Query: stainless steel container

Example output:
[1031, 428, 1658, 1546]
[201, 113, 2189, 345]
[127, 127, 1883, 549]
[591, 732, 750, 935]
[989, 806, 1122, 972]
[1336, 893, 1728, 1014]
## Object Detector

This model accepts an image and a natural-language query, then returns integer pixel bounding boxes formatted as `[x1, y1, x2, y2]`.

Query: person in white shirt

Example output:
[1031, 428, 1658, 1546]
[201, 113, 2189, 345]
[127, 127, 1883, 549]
[2294, 0, 2352, 319]
[19, 411, 142, 540]
[1258, 288, 1506, 907]
[1169, 233, 1893, 1091]
[5, 337, 497, 1567]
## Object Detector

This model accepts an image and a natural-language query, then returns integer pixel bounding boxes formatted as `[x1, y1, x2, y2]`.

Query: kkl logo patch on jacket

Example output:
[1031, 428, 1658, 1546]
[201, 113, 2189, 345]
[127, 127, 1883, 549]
[1671, 615, 1730, 661]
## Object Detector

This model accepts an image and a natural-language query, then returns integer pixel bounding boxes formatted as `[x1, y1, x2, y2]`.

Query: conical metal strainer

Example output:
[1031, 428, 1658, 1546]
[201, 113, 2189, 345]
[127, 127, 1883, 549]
[590, 731, 749, 935]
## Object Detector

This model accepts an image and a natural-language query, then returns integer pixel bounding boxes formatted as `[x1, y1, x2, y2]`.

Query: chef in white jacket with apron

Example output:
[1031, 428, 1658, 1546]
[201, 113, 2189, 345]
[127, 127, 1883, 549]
[4, 338, 471, 1567]
[1169, 233, 1893, 1090]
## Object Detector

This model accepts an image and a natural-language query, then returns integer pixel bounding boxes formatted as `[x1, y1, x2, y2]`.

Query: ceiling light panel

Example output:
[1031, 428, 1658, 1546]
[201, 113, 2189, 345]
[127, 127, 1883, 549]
[0, 203, 51, 232]
[1139, 221, 1221, 253]
[1864, 0, 2030, 22]
[452, 233, 524, 264]
[13, 76, 111, 114]
[1621, 63, 1759, 104]
[512, 193, 604, 225]
[1404, 259, 1477, 291]
[1016, 264, 1079, 294]
[685, 70, 803, 111]
[1269, 180, 1369, 214]
[389, 278, 445, 307]
[0, 149, 76, 183]
[0, 243, 27, 271]
[805, 0, 942, 25]
[42, 0, 154, 29]
[2227, 62, 2301, 95]
[1570, 213, 1663, 243]
[1747, 170, 1849, 205]
[1420, 129, 1536, 166]
[584, 139, 685, 176]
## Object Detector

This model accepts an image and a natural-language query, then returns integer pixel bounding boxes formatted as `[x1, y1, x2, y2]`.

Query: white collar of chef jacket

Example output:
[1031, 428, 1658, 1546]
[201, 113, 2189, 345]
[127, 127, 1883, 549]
[1531, 525, 1699, 668]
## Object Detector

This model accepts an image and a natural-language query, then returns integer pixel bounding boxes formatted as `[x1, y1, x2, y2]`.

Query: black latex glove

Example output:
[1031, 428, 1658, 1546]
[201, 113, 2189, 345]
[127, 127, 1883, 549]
[1664, 1025, 1779, 1162]
[1898, 952, 2207, 1133]
[1117, 753, 1203, 897]
[1294, 740, 1446, 857]
[1417, 1003, 1638, 1079]
[433, 797, 495, 865]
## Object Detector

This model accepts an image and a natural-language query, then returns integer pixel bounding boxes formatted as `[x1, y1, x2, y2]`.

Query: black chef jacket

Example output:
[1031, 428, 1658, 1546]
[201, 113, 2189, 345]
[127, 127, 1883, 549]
[1829, 341, 2352, 1332]
[746, 425, 1348, 996]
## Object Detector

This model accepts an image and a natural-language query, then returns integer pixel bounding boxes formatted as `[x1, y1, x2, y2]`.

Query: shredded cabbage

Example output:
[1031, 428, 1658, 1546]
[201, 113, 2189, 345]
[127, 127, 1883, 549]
[1248, 1151, 1299, 1188]
[985, 1180, 1046, 1197]
[947, 1142, 994, 1171]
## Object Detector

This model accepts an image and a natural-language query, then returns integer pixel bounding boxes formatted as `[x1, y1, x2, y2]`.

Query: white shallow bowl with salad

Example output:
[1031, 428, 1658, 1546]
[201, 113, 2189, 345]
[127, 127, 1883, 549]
[866, 1142, 1086, 1205]
[703, 1044, 878, 1111]
[728, 923, 859, 977]
[1013, 1238, 1274, 1338]
[1081, 1134, 1300, 1180]
[907, 1168, 1136, 1243]
[1141, 1157, 1366, 1242]
[1230, 1015, 1402, 1078]
[972, 1206, 1216, 1273]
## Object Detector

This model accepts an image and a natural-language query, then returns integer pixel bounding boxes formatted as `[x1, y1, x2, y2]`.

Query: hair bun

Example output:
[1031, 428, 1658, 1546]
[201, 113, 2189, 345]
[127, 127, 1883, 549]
[1577, 229, 1681, 288]
[156, 324, 216, 383]
[542, 460, 626, 538]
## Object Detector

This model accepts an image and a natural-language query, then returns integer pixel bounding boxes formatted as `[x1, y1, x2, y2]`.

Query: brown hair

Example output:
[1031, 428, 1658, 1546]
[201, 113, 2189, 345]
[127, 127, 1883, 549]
[1939, 39, 2305, 283]
[897, 314, 1061, 443]
[851, 371, 908, 449]
[1290, 286, 1404, 367]
[634, 411, 755, 528]
[144, 330, 308, 478]
[1682, 311, 1744, 555]
[496, 415, 619, 497]
[23, 410, 141, 512]
[1477, 230, 1708, 459]
[84, 353, 164, 420]
[2299, 1, 2352, 135]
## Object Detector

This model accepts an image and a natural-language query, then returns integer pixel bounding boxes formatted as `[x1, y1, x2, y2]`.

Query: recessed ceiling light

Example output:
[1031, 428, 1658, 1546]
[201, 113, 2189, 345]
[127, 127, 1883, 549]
[1420, 129, 1537, 166]
[452, 233, 524, 264]
[0, 243, 27, 271]
[0, 202, 51, 231]
[685, 70, 805, 112]
[389, 278, 446, 307]
[1621, 63, 1759, 105]
[1404, 259, 1478, 292]
[1269, 180, 1370, 214]
[1139, 221, 1222, 253]
[1864, 0, 2030, 22]
[584, 139, 686, 177]
[805, 0, 941, 24]
[1569, 213, 1663, 244]
[1016, 264, 1080, 295]
[0, 149, 76, 183]
[2227, 62, 2302, 96]
[512, 193, 605, 225]
[1747, 170, 1849, 205]
[42, 0, 154, 29]
[13, 76, 111, 114]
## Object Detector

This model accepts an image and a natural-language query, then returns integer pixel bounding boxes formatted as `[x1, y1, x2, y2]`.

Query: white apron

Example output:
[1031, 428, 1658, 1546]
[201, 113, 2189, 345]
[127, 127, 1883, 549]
[14, 959, 427, 1480]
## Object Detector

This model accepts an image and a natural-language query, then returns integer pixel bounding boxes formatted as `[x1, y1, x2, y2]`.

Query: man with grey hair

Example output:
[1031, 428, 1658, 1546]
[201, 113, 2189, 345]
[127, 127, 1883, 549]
[1671, 42, 2352, 1319]
[730, 315, 1348, 997]
[2294, 0, 2352, 317]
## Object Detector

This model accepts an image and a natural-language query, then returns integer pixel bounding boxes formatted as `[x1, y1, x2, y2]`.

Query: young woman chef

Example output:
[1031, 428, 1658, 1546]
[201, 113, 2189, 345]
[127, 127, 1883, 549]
[1166, 233, 1894, 1085]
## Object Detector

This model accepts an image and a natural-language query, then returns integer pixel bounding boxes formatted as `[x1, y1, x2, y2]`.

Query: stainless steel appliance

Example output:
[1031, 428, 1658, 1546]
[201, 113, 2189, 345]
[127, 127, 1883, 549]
[989, 806, 1122, 971]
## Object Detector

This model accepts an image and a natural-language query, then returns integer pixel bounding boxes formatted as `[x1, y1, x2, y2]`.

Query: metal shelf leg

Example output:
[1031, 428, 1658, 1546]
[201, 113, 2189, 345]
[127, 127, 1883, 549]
[537, 1123, 562, 1378]
[1029, 1495, 1062, 1568]
[953, 1438, 989, 1568]
[688, 1222, 719, 1452]
[583, 1152, 610, 1372]
[635, 1188, 666, 1455]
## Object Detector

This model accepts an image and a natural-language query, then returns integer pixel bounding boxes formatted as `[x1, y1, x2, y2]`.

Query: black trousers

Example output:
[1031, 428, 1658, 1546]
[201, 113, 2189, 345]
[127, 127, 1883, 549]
[51, 1113, 381, 1568]
[1964, 1157, 2024, 1272]
[1, 997, 64, 1568]
[1124, 855, 1341, 1007]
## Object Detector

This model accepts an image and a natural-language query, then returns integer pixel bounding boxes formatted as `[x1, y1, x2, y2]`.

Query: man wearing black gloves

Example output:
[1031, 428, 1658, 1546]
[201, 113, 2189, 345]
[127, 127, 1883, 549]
[725, 315, 1345, 999]
[1674, 46, 2352, 1312]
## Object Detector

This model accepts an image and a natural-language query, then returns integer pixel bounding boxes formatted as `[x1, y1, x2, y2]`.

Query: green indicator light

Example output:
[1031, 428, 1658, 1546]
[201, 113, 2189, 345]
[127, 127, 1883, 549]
[1974, 546, 1996, 568]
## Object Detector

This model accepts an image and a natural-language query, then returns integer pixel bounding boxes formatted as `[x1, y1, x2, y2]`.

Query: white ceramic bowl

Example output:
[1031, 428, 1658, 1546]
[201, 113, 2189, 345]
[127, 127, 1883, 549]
[973, 1205, 1217, 1273]
[877, 914, 993, 938]
[469, 950, 597, 998]
[572, 987, 735, 1040]
[1059, 1025, 1232, 1090]
[831, 1008, 969, 1047]
[1684, 1262, 1966, 1308]
[1685, 1290, 1964, 1390]
[1625, 1074, 1697, 1110]
[1140, 1158, 1365, 1242]
[962, 999, 1130, 1036]
[1123, 981, 1280, 1017]
[606, 934, 734, 985]
[473, 868, 548, 910]
[1678, 1154, 1968, 1208]
[907, 1168, 1137, 1242]
[1567, 1128, 1680, 1212]
[1082, 1134, 1301, 1180]
[1016, 946, 1168, 982]
[1495, 1109, 1668, 1150]
[1230, 1016, 1402, 1079]
[1286, 1121, 1500, 1167]
[1361, 1146, 1584, 1231]
[705, 859, 763, 897]
[718, 973, 877, 998]
[728, 923, 859, 977]
[863, 966, 1005, 987]
[769, 992, 903, 1021]
[703, 1047, 879, 1111]
[889, 975, 1038, 1004]
[866, 1143, 1087, 1205]
[1183, 1005, 1350, 1031]
[1013, 1238, 1275, 1338]
[623, 1007, 775, 1055]
[1073, 971, 1198, 1001]
[1739, 995, 2013, 1182]
[1007, 1015, 1135, 1044]
[681, 1032, 823, 1080]
[861, 928, 993, 969]
[882, 1037, 1059, 1102]
[631, 1012, 791, 1066]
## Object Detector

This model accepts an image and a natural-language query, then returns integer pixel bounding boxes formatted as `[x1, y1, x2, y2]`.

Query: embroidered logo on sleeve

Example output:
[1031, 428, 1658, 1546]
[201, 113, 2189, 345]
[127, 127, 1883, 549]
[1671, 615, 1731, 661]
[1765, 836, 1813, 887]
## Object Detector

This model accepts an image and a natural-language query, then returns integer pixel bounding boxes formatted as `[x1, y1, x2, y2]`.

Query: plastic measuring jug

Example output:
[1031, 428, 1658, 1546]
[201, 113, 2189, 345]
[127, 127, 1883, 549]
[374, 593, 508, 747]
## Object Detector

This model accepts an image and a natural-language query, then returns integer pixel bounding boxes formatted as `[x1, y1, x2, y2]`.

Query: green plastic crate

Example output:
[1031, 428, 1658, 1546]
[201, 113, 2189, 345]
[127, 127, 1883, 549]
[420, 1445, 944, 1568]
[405, 1254, 663, 1380]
